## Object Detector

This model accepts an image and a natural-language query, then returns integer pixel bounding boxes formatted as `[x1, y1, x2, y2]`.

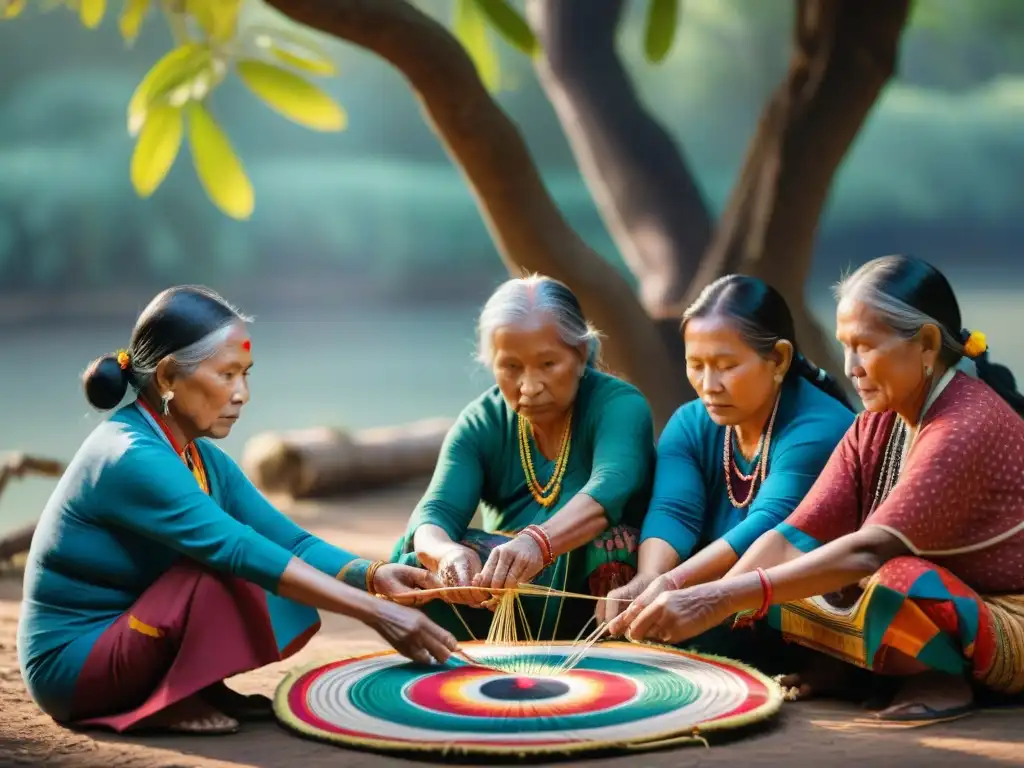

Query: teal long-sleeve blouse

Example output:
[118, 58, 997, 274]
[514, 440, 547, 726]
[639, 376, 854, 561]
[18, 402, 362, 721]
[395, 369, 655, 552]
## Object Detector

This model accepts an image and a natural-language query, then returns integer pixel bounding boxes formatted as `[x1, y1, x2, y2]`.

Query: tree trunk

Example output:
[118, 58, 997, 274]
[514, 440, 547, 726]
[526, 0, 713, 320]
[263, 0, 685, 431]
[684, 0, 911, 388]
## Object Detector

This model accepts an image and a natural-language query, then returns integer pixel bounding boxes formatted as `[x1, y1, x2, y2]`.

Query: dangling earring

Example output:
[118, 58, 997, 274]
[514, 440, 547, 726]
[161, 390, 174, 416]
[924, 365, 933, 379]
[773, 374, 783, 384]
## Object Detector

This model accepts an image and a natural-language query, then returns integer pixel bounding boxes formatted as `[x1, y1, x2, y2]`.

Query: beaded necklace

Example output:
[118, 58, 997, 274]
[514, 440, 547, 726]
[518, 412, 573, 509]
[723, 390, 781, 509]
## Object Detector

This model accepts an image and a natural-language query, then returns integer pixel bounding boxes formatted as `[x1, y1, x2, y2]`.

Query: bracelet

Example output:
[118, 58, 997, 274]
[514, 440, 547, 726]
[365, 560, 388, 597]
[751, 567, 773, 620]
[520, 525, 554, 566]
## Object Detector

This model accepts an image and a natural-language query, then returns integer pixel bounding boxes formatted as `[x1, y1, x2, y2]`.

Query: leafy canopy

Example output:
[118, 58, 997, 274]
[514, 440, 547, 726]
[1, 0, 682, 219]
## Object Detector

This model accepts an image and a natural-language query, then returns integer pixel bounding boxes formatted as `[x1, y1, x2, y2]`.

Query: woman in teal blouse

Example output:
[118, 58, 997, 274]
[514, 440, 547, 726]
[391, 275, 655, 640]
[600, 276, 854, 646]
[18, 286, 456, 736]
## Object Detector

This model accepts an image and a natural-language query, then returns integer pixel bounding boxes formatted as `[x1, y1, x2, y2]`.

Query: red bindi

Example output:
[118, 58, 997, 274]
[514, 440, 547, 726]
[242, 339, 251, 351]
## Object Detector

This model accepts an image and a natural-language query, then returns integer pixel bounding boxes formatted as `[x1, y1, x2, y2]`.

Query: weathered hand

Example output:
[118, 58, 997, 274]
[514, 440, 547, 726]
[606, 573, 678, 636]
[597, 574, 657, 628]
[626, 583, 734, 645]
[372, 564, 443, 606]
[370, 602, 458, 666]
[475, 533, 546, 593]
[435, 545, 489, 606]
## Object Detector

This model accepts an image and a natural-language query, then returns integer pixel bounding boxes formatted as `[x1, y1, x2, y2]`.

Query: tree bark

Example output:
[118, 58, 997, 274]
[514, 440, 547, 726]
[683, 0, 910, 387]
[526, 0, 713, 321]
[263, 0, 686, 431]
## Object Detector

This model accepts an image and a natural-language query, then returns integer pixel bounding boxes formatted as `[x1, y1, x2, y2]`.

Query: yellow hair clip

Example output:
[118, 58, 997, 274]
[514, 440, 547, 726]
[115, 349, 131, 370]
[963, 330, 988, 359]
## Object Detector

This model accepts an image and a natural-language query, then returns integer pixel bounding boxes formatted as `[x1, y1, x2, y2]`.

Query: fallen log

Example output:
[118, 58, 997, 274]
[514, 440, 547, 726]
[242, 417, 454, 499]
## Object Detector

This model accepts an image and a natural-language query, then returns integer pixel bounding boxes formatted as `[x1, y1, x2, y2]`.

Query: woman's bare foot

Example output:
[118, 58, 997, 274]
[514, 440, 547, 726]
[145, 696, 240, 735]
[778, 653, 854, 700]
[875, 672, 974, 721]
[199, 681, 274, 722]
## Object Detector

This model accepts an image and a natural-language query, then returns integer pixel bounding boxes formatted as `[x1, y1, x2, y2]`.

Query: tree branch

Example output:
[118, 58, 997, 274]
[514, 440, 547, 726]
[682, 0, 910, 385]
[526, 0, 713, 319]
[261, 0, 688, 429]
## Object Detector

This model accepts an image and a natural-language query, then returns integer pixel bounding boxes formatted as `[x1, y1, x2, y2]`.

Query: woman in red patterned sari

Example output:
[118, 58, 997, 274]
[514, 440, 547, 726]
[613, 255, 1024, 722]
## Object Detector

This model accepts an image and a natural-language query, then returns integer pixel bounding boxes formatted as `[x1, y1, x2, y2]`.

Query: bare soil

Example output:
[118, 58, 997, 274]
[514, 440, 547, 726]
[1, 489, 1020, 767]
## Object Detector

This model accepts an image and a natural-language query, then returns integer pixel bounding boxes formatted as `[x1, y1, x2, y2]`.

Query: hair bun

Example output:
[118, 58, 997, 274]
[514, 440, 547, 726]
[82, 354, 130, 411]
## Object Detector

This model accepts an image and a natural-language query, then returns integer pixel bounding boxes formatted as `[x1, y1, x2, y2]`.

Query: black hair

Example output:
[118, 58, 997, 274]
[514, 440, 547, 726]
[82, 286, 248, 411]
[839, 255, 1024, 417]
[682, 274, 854, 410]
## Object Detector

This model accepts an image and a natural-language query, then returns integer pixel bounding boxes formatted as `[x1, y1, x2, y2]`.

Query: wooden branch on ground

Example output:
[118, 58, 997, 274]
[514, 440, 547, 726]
[0, 453, 65, 562]
[261, 0, 683, 431]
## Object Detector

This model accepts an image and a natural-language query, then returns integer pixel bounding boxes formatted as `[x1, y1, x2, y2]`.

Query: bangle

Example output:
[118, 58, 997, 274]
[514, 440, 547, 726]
[520, 525, 554, 566]
[365, 560, 387, 597]
[751, 567, 773, 620]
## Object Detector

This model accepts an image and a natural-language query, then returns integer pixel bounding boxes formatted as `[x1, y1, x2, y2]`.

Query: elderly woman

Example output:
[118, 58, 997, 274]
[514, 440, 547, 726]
[615, 255, 1024, 721]
[18, 286, 456, 736]
[598, 276, 854, 653]
[391, 275, 655, 640]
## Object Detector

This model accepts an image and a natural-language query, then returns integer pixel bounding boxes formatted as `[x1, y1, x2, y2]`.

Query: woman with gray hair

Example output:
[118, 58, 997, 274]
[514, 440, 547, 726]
[619, 255, 1024, 722]
[18, 286, 456, 737]
[391, 274, 656, 641]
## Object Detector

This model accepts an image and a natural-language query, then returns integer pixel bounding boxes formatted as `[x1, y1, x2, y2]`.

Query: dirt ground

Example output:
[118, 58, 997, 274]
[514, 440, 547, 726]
[1, 488, 1022, 767]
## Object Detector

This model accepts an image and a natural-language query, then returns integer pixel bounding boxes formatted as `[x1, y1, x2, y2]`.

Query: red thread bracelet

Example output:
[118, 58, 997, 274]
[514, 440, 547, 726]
[521, 525, 554, 565]
[752, 567, 773, 619]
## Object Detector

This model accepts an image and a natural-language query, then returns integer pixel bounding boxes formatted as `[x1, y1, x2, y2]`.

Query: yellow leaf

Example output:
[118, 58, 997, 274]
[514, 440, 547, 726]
[79, 0, 105, 28]
[268, 45, 336, 76]
[1, 0, 27, 20]
[185, 102, 253, 220]
[235, 60, 346, 131]
[130, 105, 183, 197]
[187, 0, 240, 43]
[119, 0, 148, 43]
[127, 43, 213, 136]
[453, 0, 500, 92]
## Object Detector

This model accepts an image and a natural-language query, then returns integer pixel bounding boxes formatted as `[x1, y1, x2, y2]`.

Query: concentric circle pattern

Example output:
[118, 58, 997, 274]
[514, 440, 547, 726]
[275, 641, 782, 755]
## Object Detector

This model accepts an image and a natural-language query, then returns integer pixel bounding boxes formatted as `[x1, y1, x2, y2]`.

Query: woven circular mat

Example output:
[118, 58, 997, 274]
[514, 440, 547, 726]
[274, 640, 782, 756]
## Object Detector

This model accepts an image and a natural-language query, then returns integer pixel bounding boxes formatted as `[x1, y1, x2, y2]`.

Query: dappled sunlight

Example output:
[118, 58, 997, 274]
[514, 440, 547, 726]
[918, 736, 1024, 763]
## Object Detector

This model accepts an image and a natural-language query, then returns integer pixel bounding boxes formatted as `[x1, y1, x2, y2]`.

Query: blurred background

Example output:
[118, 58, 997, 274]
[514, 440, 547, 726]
[1, 0, 1022, 534]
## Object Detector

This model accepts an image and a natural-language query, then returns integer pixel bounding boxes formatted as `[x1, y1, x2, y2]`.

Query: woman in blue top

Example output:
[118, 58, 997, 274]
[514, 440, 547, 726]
[600, 275, 854, 641]
[18, 286, 456, 736]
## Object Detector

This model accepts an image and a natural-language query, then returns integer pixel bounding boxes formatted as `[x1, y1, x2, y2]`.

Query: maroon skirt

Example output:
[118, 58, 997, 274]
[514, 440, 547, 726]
[70, 559, 319, 732]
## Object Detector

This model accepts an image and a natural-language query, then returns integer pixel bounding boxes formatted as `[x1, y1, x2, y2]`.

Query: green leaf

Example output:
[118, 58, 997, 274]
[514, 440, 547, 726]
[247, 26, 338, 76]
[644, 0, 679, 64]
[127, 43, 214, 136]
[235, 59, 346, 131]
[454, 0, 500, 92]
[185, 102, 253, 220]
[79, 0, 106, 29]
[118, 0, 149, 43]
[130, 104, 183, 197]
[473, 0, 537, 56]
[187, 0, 240, 43]
[1, 0, 27, 20]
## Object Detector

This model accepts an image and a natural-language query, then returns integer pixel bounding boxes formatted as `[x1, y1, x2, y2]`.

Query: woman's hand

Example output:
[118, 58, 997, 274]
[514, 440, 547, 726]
[625, 582, 735, 645]
[435, 545, 489, 606]
[372, 564, 443, 606]
[597, 574, 658, 626]
[369, 601, 459, 665]
[605, 573, 677, 636]
[475, 532, 546, 592]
